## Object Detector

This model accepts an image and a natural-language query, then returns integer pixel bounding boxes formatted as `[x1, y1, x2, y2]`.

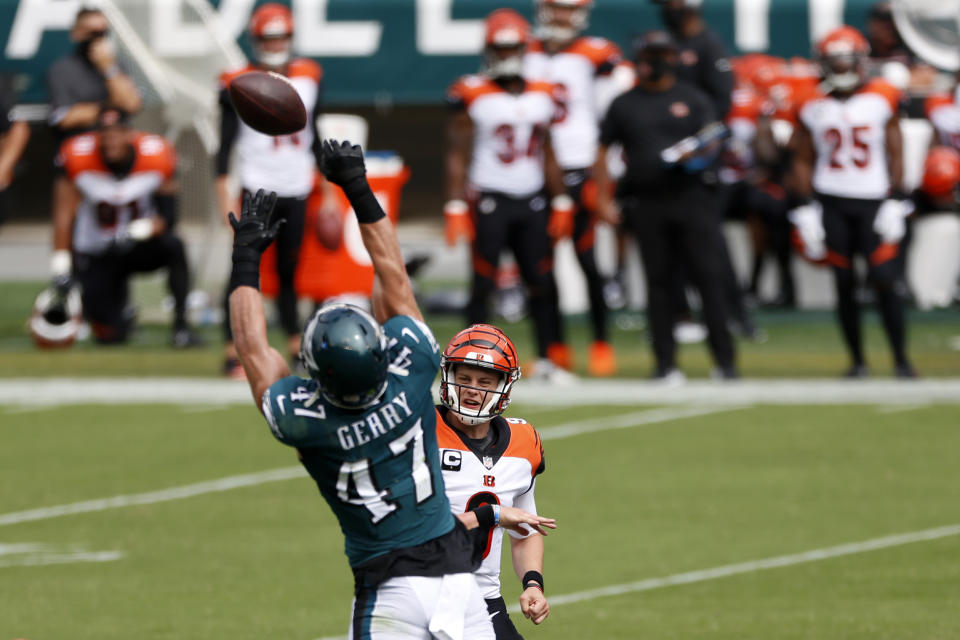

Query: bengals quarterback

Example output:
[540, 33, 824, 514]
[789, 26, 916, 378]
[444, 9, 573, 383]
[436, 324, 550, 639]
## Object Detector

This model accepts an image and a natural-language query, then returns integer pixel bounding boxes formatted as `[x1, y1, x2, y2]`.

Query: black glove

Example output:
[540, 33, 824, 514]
[319, 139, 366, 189]
[227, 189, 284, 293]
[319, 139, 384, 223]
[51, 274, 74, 296]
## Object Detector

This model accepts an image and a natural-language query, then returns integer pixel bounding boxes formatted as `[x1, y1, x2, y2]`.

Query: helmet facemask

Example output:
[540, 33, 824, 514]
[821, 53, 863, 93]
[440, 361, 519, 426]
[254, 34, 292, 68]
[484, 44, 526, 79]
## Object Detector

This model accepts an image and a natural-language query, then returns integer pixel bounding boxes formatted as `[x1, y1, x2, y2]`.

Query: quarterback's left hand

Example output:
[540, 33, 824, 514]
[873, 198, 914, 244]
[547, 195, 575, 241]
[228, 188, 283, 256]
[520, 587, 550, 625]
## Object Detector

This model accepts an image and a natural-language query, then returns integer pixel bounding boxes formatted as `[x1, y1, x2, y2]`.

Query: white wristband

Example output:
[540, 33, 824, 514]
[551, 194, 574, 211]
[50, 250, 71, 277]
[443, 199, 469, 216]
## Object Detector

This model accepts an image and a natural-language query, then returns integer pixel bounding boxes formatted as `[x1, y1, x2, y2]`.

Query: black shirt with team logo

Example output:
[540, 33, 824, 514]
[600, 80, 715, 196]
[672, 28, 734, 119]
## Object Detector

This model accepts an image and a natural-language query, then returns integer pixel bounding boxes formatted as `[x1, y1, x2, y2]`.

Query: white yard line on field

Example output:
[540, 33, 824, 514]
[314, 523, 960, 640]
[2, 378, 960, 407]
[874, 404, 929, 414]
[0, 406, 734, 528]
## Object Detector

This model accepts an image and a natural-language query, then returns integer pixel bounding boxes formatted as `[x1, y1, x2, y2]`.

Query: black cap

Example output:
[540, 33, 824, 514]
[631, 30, 677, 59]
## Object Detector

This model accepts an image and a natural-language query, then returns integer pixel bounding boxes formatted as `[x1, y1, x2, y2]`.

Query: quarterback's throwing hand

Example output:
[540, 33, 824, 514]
[228, 188, 283, 255]
[498, 505, 557, 536]
[319, 139, 367, 188]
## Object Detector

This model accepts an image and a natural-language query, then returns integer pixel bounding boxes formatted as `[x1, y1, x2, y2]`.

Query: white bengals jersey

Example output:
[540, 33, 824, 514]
[524, 37, 631, 170]
[447, 75, 563, 198]
[798, 79, 900, 200]
[925, 92, 960, 150]
[59, 132, 176, 256]
[435, 407, 545, 600]
[219, 60, 321, 197]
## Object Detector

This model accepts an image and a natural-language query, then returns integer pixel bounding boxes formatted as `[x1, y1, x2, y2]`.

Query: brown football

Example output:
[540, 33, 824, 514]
[315, 206, 344, 251]
[228, 71, 307, 136]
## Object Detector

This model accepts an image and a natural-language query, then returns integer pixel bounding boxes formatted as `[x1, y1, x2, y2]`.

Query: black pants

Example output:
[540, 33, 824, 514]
[485, 596, 524, 640]
[564, 168, 609, 342]
[223, 192, 306, 341]
[74, 232, 190, 343]
[467, 191, 561, 359]
[622, 188, 736, 372]
[820, 193, 909, 367]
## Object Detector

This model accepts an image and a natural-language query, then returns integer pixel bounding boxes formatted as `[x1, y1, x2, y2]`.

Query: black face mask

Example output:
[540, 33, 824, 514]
[661, 7, 687, 32]
[76, 30, 108, 60]
[646, 56, 675, 81]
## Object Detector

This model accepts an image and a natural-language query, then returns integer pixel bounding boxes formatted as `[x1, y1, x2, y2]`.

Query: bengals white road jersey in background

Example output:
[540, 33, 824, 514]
[798, 79, 900, 200]
[524, 37, 629, 170]
[447, 75, 564, 197]
[925, 92, 960, 150]
[218, 60, 321, 197]
[435, 407, 545, 600]
[59, 132, 176, 256]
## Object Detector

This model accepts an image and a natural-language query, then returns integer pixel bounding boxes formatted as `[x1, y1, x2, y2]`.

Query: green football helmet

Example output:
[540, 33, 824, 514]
[300, 303, 389, 409]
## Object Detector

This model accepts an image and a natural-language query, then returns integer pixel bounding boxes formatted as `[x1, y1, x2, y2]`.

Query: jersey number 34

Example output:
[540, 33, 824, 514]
[335, 419, 434, 524]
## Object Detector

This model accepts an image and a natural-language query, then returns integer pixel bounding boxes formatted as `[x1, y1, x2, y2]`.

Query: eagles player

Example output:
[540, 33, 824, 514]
[436, 324, 550, 639]
[228, 140, 554, 639]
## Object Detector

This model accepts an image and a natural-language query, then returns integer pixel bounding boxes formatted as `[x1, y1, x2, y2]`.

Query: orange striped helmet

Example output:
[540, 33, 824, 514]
[440, 324, 521, 425]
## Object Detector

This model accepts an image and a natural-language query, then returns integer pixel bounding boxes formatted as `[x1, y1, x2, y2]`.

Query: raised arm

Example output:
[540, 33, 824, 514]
[227, 190, 291, 405]
[320, 140, 421, 323]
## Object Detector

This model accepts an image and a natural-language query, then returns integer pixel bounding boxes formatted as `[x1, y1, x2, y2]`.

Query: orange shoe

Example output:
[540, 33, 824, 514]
[588, 341, 617, 377]
[547, 342, 574, 371]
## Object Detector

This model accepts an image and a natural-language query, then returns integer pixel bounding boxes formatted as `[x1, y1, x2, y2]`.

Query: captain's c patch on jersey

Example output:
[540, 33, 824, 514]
[441, 449, 462, 471]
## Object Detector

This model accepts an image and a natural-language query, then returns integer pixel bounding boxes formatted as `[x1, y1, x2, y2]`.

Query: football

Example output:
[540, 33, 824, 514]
[315, 206, 344, 251]
[228, 71, 307, 136]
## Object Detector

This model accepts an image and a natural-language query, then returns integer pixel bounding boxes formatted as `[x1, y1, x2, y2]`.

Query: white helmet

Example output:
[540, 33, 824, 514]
[29, 282, 83, 349]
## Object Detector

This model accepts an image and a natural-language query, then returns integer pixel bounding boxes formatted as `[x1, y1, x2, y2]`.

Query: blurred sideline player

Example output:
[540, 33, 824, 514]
[228, 140, 553, 638]
[789, 26, 916, 378]
[0, 74, 30, 225]
[436, 324, 550, 638]
[216, 3, 336, 377]
[523, 0, 634, 376]
[50, 108, 199, 346]
[444, 9, 574, 382]
[925, 79, 960, 152]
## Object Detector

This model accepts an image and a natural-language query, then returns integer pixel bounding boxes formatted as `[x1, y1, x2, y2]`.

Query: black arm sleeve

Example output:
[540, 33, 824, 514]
[598, 98, 622, 147]
[310, 78, 324, 169]
[216, 88, 238, 176]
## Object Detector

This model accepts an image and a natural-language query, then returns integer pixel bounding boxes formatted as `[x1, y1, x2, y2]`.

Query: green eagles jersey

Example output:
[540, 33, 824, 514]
[262, 315, 455, 567]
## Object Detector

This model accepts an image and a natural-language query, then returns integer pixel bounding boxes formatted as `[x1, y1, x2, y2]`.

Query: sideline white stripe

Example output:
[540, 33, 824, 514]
[0, 467, 306, 527]
[0, 406, 725, 528]
[316, 523, 960, 639]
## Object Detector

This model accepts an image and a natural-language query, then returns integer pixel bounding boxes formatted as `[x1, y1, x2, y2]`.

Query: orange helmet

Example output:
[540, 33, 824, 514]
[535, 0, 592, 42]
[249, 3, 294, 68]
[440, 324, 521, 425]
[483, 9, 530, 79]
[921, 147, 960, 199]
[816, 26, 870, 93]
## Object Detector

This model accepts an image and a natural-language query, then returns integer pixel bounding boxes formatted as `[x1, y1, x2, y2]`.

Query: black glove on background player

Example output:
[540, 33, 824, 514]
[228, 188, 284, 293]
[319, 139, 384, 223]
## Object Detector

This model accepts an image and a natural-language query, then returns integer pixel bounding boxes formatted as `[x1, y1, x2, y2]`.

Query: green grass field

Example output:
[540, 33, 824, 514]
[2, 402, 960, 639]
[2, 280, 959, 378]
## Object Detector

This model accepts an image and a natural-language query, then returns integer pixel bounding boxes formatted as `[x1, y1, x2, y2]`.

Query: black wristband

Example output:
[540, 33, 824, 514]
[474, 504, 496, 530]
[228, 247, 261, 294]
[342, 178, 386, 224]
[889, 188, 909, 201]
[522, 570, 544, 592]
